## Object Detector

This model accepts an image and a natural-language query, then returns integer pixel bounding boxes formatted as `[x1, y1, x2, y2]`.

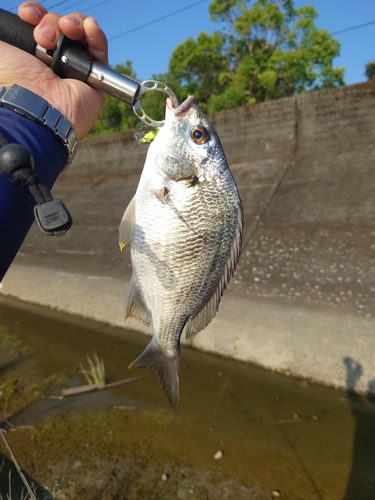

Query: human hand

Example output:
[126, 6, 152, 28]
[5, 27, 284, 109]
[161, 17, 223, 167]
[0, 1, 108, 138]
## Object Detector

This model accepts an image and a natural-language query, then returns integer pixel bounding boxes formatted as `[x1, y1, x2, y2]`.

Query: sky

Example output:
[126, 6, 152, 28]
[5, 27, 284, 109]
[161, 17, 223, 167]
[3, 0, 375, 85]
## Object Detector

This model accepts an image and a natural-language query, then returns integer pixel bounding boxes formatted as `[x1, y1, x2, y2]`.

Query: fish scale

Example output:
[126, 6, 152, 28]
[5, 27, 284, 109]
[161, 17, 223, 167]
[119, 95, 243, 407]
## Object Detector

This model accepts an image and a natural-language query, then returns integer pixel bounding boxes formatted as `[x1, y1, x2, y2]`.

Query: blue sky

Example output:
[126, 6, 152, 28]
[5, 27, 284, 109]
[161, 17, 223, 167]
[4, 0, 375, 85]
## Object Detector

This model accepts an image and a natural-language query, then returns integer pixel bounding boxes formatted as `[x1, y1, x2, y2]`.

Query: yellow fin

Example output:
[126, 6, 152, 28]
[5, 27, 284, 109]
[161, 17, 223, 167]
[119, 195, 136, 250]
[124, 278, 151, 326]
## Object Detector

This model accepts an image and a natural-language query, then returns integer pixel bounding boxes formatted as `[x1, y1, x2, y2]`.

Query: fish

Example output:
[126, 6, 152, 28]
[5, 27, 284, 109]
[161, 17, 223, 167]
[119, 95, 243, 408]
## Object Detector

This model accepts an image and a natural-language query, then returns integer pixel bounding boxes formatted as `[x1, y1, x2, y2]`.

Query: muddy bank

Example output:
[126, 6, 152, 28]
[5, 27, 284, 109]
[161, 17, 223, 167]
[1, 296, 375, 499]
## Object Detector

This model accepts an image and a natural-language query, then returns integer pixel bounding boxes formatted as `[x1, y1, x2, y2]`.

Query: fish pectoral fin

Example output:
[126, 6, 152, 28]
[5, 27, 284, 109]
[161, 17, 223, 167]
[150, 186, 169, 202]
[124, 279, 152, 326]
[128, 339, 180, 408]
[119, 195, 136, 250]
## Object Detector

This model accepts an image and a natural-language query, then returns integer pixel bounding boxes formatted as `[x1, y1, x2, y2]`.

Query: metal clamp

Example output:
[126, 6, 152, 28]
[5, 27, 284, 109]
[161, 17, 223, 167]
[133, 80, 179, 127]
[86, 63, 179, 127]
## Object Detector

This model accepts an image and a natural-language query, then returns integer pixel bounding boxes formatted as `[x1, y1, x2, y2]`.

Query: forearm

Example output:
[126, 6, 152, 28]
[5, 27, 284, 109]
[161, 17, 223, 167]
[0, 107, 66, 281]
[0, 2, 108, 281]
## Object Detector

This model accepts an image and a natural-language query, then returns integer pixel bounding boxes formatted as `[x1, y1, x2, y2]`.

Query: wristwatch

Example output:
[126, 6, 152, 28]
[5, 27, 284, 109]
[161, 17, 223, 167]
[0, 84, 78, 169]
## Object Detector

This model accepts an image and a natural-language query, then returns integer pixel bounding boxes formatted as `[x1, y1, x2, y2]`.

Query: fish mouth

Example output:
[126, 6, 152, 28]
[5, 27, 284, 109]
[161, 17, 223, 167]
[166, 95, 196, 117]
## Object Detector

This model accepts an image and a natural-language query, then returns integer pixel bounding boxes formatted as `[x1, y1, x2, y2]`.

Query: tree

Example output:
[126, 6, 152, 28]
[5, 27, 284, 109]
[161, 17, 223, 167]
[168, 31, 229, 110]
[365, 61, 375, 81]
[168, 0, 345, 112]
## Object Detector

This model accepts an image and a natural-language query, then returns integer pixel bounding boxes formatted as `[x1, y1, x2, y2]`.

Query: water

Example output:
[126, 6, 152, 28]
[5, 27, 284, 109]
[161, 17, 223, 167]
[0, 296, 374, 499]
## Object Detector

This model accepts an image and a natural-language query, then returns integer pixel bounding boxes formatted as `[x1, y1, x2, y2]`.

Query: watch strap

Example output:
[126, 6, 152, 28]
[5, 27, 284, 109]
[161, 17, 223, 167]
[0, 84, 77, 169]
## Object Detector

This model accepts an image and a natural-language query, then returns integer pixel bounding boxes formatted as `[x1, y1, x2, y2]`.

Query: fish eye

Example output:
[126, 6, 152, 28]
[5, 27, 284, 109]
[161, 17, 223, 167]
[191, 125, 209, 145]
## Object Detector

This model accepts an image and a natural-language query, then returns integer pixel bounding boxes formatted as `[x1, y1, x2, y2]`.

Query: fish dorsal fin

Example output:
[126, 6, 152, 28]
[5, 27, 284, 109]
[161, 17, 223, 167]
[128, 338, 180, 408]
[119, 195, 136, 250]
[124, 278, 152, 327]
[184, 202, 243, 339]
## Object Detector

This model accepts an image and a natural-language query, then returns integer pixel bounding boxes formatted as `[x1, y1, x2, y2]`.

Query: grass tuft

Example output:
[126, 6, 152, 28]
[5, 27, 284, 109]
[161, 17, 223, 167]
[79, 351, 105, 385]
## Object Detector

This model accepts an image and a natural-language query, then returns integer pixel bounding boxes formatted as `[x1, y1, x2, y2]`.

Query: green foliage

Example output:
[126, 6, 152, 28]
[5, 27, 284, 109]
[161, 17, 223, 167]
[365, 61, 375, 81]
[168, 0, 345, 112]
[169, 31, 228, 111]
[89, 1, 345, 136]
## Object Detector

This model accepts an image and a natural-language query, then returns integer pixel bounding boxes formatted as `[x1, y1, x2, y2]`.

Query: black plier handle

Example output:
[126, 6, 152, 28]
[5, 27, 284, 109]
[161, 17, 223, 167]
[0, 8, 178, 127]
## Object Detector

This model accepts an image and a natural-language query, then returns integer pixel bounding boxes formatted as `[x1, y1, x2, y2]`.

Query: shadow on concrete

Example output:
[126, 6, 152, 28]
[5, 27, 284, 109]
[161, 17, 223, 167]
[342, 357, 375, 500]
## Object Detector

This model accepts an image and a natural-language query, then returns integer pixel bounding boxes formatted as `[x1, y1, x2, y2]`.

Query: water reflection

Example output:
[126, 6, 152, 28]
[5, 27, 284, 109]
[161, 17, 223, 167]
[342, 357, 375, 500]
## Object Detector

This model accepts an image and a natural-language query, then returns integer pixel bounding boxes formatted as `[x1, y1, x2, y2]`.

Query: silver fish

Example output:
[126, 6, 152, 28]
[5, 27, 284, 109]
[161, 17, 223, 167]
[119, 95, 243, 408]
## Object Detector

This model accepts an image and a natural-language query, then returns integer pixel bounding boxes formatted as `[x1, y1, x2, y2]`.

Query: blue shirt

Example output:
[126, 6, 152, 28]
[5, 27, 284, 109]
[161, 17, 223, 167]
[0, 107, 67, 281]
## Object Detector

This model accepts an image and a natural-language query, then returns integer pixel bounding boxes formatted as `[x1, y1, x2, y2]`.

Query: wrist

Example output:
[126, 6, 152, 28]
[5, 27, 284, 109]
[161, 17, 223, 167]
[0, 84, 78, 169]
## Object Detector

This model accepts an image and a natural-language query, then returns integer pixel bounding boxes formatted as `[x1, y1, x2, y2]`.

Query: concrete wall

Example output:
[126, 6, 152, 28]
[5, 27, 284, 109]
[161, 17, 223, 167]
[2, 81, 375, 394]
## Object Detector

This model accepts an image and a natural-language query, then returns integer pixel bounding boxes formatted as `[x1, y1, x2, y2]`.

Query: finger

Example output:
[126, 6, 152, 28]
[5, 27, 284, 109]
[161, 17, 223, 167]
[33, 12, 61, 48]
[58, 13, 87, 41]
[58, 14, 108, 64]
[82, 17, 108, 65]
[18, 2, 47, 25]
[20, 4, 108, 65]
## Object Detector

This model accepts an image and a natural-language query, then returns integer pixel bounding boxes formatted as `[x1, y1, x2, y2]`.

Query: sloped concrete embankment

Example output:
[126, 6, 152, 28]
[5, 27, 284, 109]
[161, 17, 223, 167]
[2, 81, 375, 394]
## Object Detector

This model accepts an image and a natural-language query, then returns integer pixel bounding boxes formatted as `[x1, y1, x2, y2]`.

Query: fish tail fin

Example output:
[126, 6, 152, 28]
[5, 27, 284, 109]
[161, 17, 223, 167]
[128, 340, 180, 408]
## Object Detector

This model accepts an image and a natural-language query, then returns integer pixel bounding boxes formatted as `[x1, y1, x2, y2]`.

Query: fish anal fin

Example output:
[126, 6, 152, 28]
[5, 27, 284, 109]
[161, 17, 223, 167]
[124, 279, 151, 326]
[128, 339, 180, 408]
[119, 195, 136, 250]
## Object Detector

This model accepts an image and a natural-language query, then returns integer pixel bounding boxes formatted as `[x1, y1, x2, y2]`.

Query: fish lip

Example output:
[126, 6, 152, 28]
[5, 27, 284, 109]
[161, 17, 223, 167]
[166, 95, 196, 116]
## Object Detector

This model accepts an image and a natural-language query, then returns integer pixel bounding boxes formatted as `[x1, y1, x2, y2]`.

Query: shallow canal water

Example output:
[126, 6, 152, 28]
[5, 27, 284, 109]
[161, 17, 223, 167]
[0, 296, 374, 500]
